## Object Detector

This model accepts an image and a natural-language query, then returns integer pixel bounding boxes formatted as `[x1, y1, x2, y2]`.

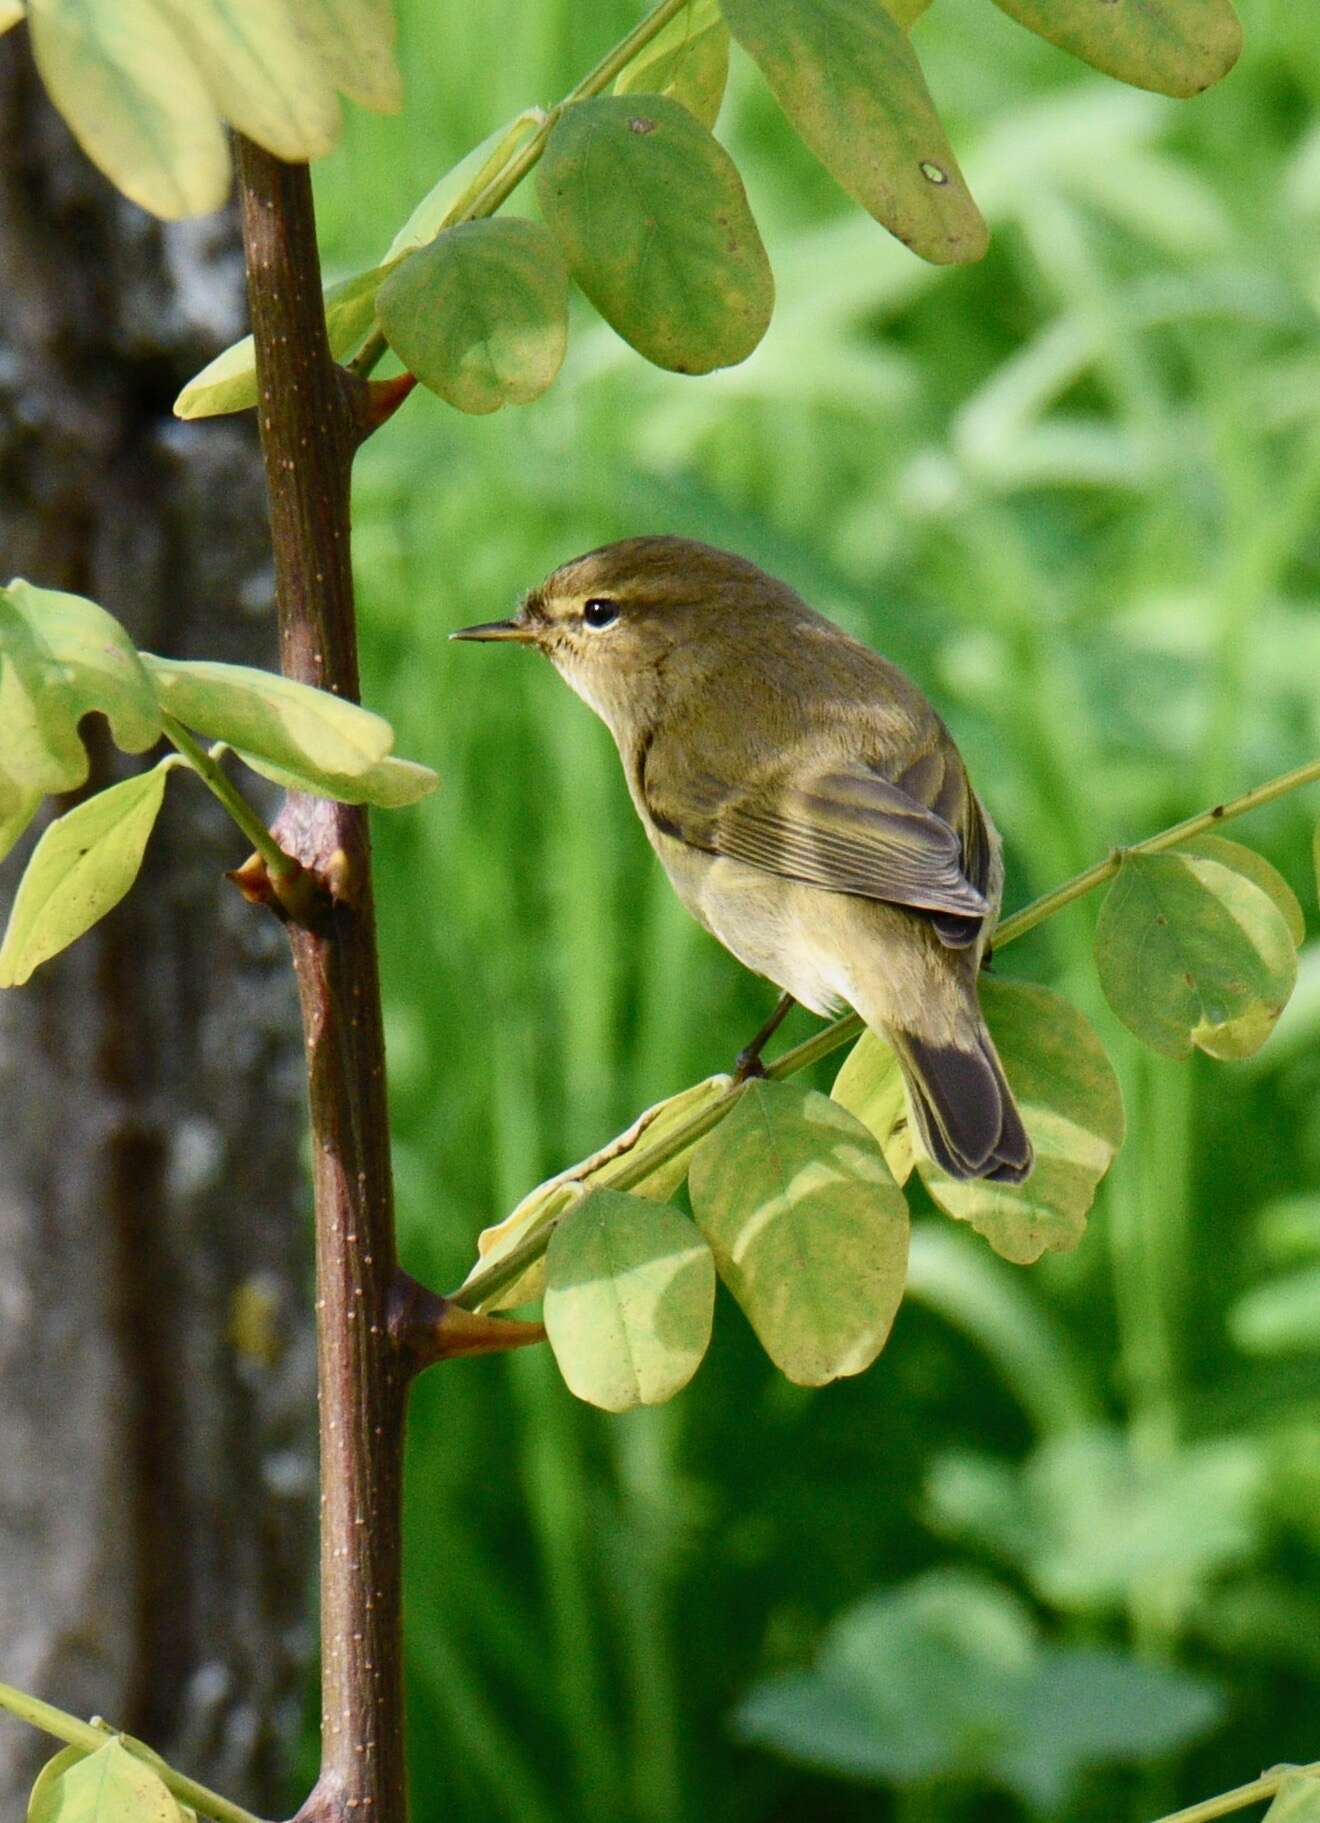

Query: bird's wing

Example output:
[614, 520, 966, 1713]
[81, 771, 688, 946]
[648, 755, 993, 932]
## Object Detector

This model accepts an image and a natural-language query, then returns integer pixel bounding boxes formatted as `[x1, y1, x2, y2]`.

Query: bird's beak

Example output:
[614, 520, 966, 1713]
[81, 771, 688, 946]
[449, 617, 538, 644]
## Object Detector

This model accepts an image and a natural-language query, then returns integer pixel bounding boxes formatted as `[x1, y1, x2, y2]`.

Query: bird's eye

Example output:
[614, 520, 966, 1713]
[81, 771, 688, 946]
[583, 598, 619, 629]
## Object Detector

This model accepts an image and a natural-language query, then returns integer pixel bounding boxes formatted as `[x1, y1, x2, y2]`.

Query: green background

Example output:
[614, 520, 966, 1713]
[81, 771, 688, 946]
[307, 2, 1320, 1817]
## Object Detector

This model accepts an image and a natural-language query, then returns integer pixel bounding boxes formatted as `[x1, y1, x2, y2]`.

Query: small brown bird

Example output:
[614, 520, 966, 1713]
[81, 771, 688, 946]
[453, 536, 1032, 1183]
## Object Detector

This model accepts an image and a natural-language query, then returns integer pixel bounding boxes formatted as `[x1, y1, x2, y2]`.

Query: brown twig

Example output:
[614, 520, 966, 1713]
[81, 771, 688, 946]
[234, 137, 408, 1823]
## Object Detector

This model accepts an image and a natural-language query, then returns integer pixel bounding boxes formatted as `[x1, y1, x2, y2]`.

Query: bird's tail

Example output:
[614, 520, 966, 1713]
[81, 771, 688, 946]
[888, 1021, 1033, 1184]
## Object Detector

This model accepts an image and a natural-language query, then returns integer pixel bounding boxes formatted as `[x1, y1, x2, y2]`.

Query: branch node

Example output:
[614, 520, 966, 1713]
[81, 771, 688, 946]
[226, 849, 335, 932]
[389, 1269, 545, 1374]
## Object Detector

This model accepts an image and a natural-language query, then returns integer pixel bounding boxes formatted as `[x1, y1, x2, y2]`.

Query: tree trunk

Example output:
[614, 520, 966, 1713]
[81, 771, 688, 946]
[0, 40, 313, 1819]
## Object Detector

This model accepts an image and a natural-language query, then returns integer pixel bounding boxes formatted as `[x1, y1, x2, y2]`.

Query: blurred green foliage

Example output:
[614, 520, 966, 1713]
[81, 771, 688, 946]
[307, 0, 1320, 1817]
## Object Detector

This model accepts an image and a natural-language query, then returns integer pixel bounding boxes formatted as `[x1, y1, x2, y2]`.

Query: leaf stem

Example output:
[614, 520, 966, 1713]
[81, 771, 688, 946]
[1147, 1762, 1320, 1823]
[348, 0, 693, 380]
[452, 753, 1320, 1312]
[0, 1680, 264, 1823]
[162, 714, 299, 882]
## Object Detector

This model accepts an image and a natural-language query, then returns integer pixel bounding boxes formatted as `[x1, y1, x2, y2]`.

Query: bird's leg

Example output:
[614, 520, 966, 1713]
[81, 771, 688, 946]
[733, 992, 796, 1083]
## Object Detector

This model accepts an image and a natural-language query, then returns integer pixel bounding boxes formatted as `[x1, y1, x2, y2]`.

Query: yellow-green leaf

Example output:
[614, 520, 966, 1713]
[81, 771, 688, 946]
[537, 92, 773, 374]
[174, 266, 388, 419]
[688, 1079, 909, 1385]
[0, 772, 43, 867]
[544, 1190, 715, 1410]
[0, 765, 169, 987]
[376, 219, 569, 414]
[918, 979, 1125, 1266]
[142, 655, 394, 780]
[989, 0, 1241, 99]
[1, 0, 26, 32]
[460, 1074, 733, 1311]
[27, 0, 230, 219]
[1265, 1772, 1320, 1822]
[299, 0, 402, 114]
[832, 1025, 916, 1185]
[1181, 835, 1304, 947]
[615, 0, 731, 129]
[0, 580, 162, 797]
[384, 113, 544, 263]
[27, 1739, 182, 1823]
[232, 746, 438, 809]
[1095, 849, 1297, 1061]
[1312, 816, 1319, 914]
[719, 0, 986, 264]
[27, 1747, 87, 1822]
[152, 0, 341, 163]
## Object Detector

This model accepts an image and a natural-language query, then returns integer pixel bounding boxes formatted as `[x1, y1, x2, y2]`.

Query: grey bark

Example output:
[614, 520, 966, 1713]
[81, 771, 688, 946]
[0, 39, 313, 1818]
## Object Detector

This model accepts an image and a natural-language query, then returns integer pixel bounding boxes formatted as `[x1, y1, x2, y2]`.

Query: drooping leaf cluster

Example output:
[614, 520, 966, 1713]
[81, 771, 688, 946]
[462, 831, 1312, 1413]
[0, 581, 437, 987]
[171, 0, 1243, 420]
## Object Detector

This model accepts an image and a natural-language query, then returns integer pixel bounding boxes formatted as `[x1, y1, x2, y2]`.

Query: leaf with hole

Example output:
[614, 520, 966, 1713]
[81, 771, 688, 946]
[459, 1075, 732, 1311]
[377, 219, 569, 414]
[719, 0, 986, 264]
[27, 1738, 182, 1823]
[615, 0, 730, 129]
[920, 980, 1124, 1264]
[989, 0, 1241, 100]
[688, 1079, 909, 1385]
[0, 581, 162, 798]
[1095, 848, 1297, 1060]
[544, 1189, 715, 1410]
[537, 92, 773, 374]
[0, 765, 171, 987]
[143, 655, 394, 781]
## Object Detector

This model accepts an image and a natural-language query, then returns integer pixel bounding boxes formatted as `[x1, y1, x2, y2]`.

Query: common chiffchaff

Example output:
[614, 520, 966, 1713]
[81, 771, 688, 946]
[453, 537, 1032, 1183]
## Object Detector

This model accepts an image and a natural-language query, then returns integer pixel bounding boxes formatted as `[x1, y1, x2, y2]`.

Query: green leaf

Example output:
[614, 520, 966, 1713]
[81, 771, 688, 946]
[0, 774, 43, 867]
[0, 765, 170, 987]
[615, 0, 731, 130]
[174, 265, 387, 419]
[537, 92, 773, 374]
[928, 1428, 1263, 1610]
[0, 580, 163, 796]
[1095, 848, 1297, 1061]
[384, 114, 544, 262]
[143, 655, 394, 781]
[1266, 1772, 1320, 1822]
[688, 1079, 909, 1385]
[151, 0, 341, 164]
[377, 219, 569, 414]
[831, 1025, 916, 1185]
[920, 979, 1125, 1265]
[884, 0, 933, 23]
[1229, 1264, 1320, 1355]
[28, 1747, 87, 1822]
[1313, 817, 1320, 913]
[544, 1189, 715, 1410]
[718, 0, 987, 264]
[176, 116, 545, 420]
[1183, 835, 1305, 947]
[459, 1074, 733, 1311]
[27, 1739, 182, 1823]
[27, 0, 229, 219]
[733, 1569, 1220, 1807]
[989, 0, 1242, 100]
[233, 746, 438, 809]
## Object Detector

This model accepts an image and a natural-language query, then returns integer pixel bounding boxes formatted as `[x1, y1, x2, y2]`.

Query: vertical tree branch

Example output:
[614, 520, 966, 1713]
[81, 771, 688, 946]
[233, 138, 407, 1823]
